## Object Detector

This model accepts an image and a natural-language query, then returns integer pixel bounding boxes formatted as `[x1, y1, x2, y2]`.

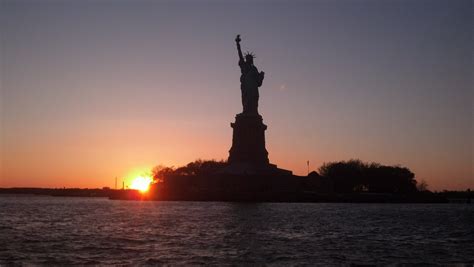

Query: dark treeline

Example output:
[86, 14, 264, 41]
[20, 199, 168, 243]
[2, 161, 464, 203]
[152, 159, 227, 182]
[318, 159, 418, 193]
[152, 158, 420, 194]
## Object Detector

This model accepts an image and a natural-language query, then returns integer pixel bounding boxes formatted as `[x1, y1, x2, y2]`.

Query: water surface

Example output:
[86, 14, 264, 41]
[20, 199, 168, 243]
[0, 195, 472, 265]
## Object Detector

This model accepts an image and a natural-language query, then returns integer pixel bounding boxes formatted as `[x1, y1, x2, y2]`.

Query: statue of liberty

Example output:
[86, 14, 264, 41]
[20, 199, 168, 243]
[235, 35, 265, 115]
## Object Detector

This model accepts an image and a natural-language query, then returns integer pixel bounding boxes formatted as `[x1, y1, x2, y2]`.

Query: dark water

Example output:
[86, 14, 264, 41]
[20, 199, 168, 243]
[0, 195, 473, 265]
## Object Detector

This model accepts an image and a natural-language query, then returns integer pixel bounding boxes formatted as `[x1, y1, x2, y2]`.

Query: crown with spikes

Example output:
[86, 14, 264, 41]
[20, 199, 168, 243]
[245, 51, 256, 58]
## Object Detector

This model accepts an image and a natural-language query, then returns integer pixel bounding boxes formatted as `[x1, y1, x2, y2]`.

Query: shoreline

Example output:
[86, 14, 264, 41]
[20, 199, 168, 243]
[1, 188, 471, 204]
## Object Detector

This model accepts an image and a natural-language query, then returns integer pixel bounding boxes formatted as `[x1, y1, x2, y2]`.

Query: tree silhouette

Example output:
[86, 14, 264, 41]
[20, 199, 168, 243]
[151, 165, 175, 183]
[152, 159, 227, 179]
[416, 180, 429, 192]
[319, 159, 417, 193]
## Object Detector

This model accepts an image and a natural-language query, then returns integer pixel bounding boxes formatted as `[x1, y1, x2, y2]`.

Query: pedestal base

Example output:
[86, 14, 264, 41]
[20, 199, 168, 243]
[225, 113, 292, 176]
[228, 113, 269, 164]
[218, 161, 293, 176]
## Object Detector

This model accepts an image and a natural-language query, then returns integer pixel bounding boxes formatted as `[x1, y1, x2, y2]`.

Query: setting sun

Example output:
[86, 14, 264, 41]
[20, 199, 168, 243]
[130, 176, 153, 192]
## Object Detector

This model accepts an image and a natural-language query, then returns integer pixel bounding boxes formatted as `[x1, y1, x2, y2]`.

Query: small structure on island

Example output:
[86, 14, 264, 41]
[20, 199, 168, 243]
[220, 35, 292, 176]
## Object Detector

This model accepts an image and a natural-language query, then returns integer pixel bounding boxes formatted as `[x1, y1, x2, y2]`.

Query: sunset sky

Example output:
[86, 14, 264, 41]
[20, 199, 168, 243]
[1, 0, 472, 190]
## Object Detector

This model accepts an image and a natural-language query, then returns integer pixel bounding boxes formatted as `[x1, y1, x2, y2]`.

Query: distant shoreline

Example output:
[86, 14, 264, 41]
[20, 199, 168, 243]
[1, 188, 471, 204]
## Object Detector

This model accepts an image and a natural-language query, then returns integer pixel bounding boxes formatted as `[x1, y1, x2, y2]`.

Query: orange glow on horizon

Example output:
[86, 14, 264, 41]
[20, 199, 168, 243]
[129, 176, 153, 192]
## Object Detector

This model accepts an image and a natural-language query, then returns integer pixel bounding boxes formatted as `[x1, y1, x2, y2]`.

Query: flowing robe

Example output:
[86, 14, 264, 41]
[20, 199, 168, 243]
[239, 59, 264, 115]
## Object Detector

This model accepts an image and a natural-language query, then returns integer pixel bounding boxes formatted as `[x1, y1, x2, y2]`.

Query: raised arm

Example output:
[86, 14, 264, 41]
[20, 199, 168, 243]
[235, 35, 244, 63]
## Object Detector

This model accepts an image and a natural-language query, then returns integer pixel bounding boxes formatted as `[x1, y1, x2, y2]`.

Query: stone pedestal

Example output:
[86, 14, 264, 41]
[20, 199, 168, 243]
[224, 113, 292, 176]
[228, 113, 269, 165]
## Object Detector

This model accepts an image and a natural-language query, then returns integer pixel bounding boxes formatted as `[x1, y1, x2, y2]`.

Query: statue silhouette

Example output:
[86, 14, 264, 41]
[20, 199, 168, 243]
[235, 35, 265, 115]
[226, 35, 291, 175]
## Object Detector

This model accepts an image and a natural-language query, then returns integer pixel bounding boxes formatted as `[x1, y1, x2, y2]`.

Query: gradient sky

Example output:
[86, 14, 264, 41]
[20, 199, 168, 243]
[1, 0, 472, 190]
